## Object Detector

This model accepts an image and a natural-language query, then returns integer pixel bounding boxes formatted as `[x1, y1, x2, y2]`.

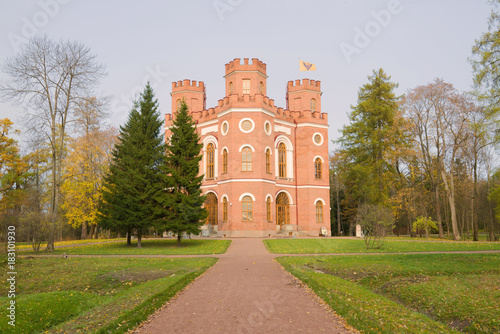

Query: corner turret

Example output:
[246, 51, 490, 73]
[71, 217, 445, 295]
[286, 79, 322, 115]
[171, 79, 206, 113]
[224, 58, 268, 97]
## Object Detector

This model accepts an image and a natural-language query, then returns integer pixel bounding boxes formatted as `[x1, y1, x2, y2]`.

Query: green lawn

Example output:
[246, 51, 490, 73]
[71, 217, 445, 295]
[0, 256, 217, 333]
[16, 238, 127, 250]
[277, 253, 500, 333]
[19, 239, 231, 255]
[264, 238, 500, 254]
[387, 233, 493, 242]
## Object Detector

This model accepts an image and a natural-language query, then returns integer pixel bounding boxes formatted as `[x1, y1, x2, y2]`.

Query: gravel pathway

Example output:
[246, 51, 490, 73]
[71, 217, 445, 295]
[134, 238, 357, 334]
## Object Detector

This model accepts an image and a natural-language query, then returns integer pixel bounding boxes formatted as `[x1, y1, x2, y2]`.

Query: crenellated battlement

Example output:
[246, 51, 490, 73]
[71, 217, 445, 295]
[172, 79, 205, 91]
[165, 93, 327, 125]
[225, 58, 267, 76]
[166, 59, 326, 126]
[287, 79, 321, 92]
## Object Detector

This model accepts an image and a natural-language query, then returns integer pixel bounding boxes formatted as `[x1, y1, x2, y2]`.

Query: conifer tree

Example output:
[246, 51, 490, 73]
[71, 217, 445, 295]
[98, 83, 164, 247]
[471, 0, 500, 115]
[338, 69, 408, 206]
[155, 100, 207, 246]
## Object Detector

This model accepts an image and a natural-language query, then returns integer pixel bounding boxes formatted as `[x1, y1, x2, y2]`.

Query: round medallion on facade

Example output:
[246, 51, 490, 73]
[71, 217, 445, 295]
[264, 121, 271, 135]
[239, 118, 255, 133]
[313, 133, 324, 146]
[221, 121, 229, 136]
[241, 120, 252, 131]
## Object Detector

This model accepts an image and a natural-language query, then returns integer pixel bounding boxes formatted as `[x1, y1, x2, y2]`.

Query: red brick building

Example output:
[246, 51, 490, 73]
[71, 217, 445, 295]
[165, 58, 330, 237]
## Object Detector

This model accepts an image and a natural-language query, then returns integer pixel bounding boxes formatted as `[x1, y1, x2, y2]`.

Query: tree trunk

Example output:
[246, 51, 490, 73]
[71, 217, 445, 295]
[81, 221, 88, 240]
[461, 213, 466, 238]
[434, 184, 444, 238]
[487, 177, 497, 241]
[443, 197, 450, 237]
[127, 227, 132, 246]
[488, 204, 497, 241]
[89, 224, 95, 239]
[467, 202, 471, 239]
[488, 213, 494, 241]
[137, 229, 142, 248]
[472, 163, 479, 241]
[47, 130, 65, 250]
[177, 232, 182, 247]
[407, 214, 414, 237]
[45, 147, 58, 252]
[336, 182, 341, 236]
[472, 195, 478, 241]
[464, 204, 469, 239]
[93, 225, 98, 239]
[441, 168, 460, 241]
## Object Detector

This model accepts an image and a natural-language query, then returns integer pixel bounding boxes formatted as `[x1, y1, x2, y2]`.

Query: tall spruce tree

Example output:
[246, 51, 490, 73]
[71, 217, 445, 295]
[155, 100, 207, 246]
[98, 83, 164, 247]
[338, 69, 407, 206]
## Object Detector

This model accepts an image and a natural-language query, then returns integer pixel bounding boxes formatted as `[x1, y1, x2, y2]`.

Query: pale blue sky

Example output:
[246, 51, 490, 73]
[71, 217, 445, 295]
[0, 0, 492, 150]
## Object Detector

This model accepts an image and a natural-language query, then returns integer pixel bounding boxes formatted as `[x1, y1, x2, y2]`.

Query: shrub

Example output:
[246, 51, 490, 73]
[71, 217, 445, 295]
[357, 204, 394, 249]
[412, 216, 438, 238]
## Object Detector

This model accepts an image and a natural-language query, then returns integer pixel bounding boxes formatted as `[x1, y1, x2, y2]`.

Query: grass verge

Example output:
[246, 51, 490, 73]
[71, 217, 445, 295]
[387, 233, 494, 242]
[277, 253, 500, 333]
[0, 256, 217, 333]
[19, 239, 231, 255]
[16, 238, 127, 250]
[264, 238, 500, 254]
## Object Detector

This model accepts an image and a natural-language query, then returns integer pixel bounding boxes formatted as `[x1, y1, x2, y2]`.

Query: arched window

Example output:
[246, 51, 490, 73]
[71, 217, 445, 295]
[222, 149, 228, 174]
[266, 148, 271, 173]
[205, 193, 218, 225]
[242, 196, 253, 221]
[316, 200, 324, 223]
[206, 143, 215, 178]
[243, 79, 251, 95]
[278, 143, 286, 178]
[266, 197, 272, 221]
[314, 158, 322, 179]
[311, 98, 316, 112]
[176, 99, 182, 110]
[229, 82, 233, 94]
[276, 192, 290, 225]
[260, 81, 264, 94]
[222, 197, 228, 221]
[242, 147, 252, 171]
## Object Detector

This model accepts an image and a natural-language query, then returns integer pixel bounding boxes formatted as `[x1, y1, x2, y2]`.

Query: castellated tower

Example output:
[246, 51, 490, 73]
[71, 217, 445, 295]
[224, 58, 267, 97]
[165, 58, 330, 238]
[170, 79, 206, 117]
[287, 79, 322, 114]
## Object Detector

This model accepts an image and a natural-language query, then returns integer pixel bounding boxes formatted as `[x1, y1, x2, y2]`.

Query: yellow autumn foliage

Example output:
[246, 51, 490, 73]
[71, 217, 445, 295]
[62, 127, 117, 228]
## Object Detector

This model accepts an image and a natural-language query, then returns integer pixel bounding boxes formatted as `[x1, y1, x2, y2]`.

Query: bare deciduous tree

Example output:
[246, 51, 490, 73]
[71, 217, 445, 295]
[461, 99, 496, 240]
[403, 79, 476, 241]
[402, 81, 446, 237]
[0, 35, 107, 250]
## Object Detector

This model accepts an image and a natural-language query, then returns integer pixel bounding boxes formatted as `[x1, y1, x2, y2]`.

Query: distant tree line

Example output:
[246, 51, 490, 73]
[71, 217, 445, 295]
[330, 1, 500, 241]
[0, 36, 206, 251]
